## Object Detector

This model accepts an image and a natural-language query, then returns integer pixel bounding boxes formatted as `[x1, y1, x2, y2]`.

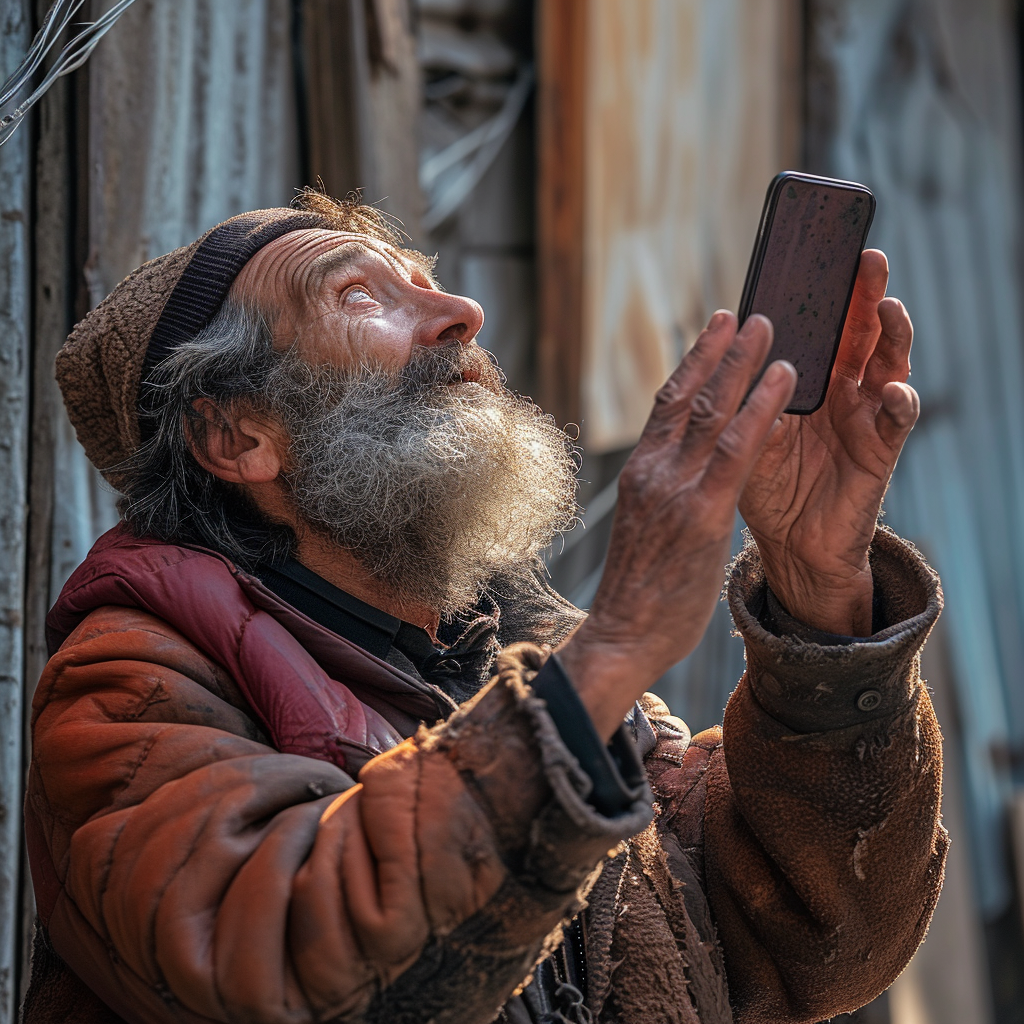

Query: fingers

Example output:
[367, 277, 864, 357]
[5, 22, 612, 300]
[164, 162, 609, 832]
[644, 309, 771, 447]
[859, 297, 913, 402]
[636, 309, 786, 495]
[875, 380, 919, 450]
[677, 313, 775, 452]
[643, 310, 740, 444]
[702, 360, 797, 491]
[832, 249, 889, 382]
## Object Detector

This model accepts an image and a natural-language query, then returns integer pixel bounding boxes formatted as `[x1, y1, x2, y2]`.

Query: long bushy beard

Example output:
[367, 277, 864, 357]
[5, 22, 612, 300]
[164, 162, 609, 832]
[264, 344, 580, 616]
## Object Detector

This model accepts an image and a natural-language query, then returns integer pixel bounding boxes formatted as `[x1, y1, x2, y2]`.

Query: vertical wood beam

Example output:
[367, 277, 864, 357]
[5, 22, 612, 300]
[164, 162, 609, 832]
[777, 0, 804, 170]
[301, 0, 373, 197]
[0, 5, 32, 1020]
[299, 0, 421, 238]
[802, 0, 839, 174]
[20, 0, 81, 1001]
[537, 0, 587, 430]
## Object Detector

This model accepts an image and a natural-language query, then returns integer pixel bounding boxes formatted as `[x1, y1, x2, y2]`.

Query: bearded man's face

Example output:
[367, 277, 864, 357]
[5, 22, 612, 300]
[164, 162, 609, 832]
[228, 229, 580, 615]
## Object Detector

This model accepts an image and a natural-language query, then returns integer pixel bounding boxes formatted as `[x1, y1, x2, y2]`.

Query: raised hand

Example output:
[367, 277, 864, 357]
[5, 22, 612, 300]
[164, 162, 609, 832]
[738, 249, 919, 637]
[559, 312, 796, 740]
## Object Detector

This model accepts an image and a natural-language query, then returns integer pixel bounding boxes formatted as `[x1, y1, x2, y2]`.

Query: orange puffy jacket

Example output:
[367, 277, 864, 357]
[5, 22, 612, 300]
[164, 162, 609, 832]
[22, 526, 947, 1024]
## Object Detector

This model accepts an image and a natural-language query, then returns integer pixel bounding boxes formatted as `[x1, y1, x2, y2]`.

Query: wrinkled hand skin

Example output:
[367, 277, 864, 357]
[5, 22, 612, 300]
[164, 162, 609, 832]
[739, 250, 920, 637]
[560, 312, 797, 739]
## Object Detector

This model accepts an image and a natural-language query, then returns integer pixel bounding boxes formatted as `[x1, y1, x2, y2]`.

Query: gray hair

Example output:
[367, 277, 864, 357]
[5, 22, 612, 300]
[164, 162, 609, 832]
[120, 302, 295, 567]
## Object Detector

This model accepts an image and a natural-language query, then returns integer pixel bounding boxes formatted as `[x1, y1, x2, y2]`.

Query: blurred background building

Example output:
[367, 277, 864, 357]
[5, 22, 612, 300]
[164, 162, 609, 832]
[1, 1, 1023, 1021]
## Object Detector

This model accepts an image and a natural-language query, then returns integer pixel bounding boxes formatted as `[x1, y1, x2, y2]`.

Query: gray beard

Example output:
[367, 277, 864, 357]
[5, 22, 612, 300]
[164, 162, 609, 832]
[264, 344, 580, 616]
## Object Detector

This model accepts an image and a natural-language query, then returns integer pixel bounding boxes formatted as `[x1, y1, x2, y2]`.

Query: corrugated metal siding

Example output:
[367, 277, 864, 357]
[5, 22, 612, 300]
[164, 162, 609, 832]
[87, 0, 301, 300]
[808, 0, 1024, 920]
[0, 7, 31, 1021]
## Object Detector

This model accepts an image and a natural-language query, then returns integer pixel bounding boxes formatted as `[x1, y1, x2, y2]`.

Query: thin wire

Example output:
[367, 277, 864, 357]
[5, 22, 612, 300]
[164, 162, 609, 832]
[0, 0, 140, 147]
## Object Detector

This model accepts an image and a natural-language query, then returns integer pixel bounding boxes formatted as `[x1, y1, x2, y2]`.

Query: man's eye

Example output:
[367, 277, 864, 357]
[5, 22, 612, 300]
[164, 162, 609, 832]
[343, 285, 374, 304]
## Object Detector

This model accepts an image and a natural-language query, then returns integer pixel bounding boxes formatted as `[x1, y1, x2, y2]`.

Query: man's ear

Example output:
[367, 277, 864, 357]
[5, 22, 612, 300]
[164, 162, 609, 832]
[186, 398, 285, 484]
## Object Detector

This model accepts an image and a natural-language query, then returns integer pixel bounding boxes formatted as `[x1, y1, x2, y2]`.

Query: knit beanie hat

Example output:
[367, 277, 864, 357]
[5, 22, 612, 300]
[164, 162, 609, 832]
[55, 207, 330, 493]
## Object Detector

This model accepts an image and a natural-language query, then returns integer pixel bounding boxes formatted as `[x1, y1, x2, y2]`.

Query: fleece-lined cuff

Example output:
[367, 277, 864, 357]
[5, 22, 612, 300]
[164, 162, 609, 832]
[424, 643, 654, 895]
[727, 525, 943, 733]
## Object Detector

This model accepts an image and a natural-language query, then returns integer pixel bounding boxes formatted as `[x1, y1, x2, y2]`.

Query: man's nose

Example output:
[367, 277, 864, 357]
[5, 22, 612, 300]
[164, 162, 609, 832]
[419, 290, 485, 347]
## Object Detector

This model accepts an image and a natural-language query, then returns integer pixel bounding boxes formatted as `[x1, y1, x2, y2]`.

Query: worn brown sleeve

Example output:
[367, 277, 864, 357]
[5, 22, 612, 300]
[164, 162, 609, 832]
[704, 526, 948, 1024]
[27, 612, 651, 1024]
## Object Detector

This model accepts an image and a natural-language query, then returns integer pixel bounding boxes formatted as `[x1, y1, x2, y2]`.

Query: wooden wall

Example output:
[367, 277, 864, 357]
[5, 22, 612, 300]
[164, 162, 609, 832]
[1, 0, 324, 1014]
[303, 0, 422, 238]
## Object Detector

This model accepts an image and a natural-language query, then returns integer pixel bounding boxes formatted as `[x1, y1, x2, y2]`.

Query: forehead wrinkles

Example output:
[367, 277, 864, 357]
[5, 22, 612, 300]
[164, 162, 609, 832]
[306, 237, 421, 294]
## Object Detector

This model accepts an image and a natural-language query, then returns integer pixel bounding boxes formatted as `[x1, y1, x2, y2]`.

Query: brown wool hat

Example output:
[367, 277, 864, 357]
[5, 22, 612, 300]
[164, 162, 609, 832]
[55, 207, 331, 493]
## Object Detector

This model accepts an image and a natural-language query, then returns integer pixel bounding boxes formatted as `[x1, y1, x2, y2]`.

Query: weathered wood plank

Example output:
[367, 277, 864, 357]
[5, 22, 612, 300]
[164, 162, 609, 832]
[538, 0, 801, 449]
[20, 5, 79, 1004]
[301, 0, 421, 237]
[0, 5, 32, 1020]
[303, 0, 373, 201]
[362, 0, 422, 239]
[537, 0, 588, 430]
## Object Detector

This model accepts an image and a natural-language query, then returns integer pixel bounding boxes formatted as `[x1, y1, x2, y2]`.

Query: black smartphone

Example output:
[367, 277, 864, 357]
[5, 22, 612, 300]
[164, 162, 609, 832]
[739, 171, 876, 414]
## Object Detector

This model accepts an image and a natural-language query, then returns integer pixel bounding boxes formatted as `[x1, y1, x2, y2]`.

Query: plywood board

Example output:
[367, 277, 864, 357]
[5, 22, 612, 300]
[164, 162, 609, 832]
[578, 0, 801, 450]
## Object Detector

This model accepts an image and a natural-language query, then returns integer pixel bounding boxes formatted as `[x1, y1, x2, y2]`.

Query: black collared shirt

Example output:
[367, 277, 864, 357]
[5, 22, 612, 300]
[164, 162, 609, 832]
[252, 557, 442, 675]
[252, 557, 646, 818]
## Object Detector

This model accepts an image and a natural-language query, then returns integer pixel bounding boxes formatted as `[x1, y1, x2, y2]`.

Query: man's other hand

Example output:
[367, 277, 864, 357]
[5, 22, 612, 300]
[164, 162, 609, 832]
[559, 312, 796, 740]
[738, 249, 918, 638]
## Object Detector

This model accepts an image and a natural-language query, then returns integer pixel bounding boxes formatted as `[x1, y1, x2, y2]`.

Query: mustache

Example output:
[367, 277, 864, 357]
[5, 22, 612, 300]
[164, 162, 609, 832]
[393, 341, 504, 394]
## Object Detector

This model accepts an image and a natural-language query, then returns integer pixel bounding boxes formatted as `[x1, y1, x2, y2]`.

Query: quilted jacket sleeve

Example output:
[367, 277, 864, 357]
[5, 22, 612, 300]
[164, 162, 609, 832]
[25, 610, 651, 1024]
[653, 526, 947, 1024]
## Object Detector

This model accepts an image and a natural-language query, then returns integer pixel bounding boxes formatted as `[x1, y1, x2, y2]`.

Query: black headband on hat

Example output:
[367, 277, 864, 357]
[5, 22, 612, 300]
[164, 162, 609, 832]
[141, 209, 327, 381]
[138, 208, 327, 441]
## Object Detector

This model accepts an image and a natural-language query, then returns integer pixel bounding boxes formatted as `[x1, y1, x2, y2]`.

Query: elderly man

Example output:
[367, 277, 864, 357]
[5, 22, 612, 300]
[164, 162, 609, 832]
[23, 193, 945, 1024]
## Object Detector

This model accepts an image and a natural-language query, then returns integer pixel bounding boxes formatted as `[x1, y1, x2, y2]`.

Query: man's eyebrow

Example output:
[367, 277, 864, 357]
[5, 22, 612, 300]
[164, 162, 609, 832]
[308, 244, 371, 290]
[308, 240, 438, 291]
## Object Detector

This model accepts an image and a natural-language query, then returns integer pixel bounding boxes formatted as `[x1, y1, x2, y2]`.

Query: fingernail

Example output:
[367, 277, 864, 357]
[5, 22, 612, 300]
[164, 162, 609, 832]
[745, 312, 771, 329]
[765, 360, 794, 384]
[709, 311, 730, 329]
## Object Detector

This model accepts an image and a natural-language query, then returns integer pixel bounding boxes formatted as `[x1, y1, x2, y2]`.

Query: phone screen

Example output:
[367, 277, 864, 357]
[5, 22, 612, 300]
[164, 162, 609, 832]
[741, 174, 875, 413]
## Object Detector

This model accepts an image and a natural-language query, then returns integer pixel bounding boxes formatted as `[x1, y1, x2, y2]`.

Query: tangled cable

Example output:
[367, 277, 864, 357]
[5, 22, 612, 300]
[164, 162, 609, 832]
[0, 0, 139, 147]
